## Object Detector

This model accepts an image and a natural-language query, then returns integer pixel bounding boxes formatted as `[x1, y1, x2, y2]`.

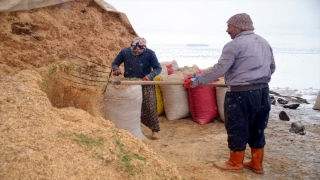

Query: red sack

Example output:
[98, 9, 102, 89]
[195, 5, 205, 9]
[166, 64, 174, 75]
[186, 70, 218, 124]
[188, 86, 218, 124]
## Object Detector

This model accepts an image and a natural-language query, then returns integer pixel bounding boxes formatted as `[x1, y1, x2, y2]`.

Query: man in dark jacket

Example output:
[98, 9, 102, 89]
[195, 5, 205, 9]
[184, 13, 276, 174]
[112, 37, 162, 135]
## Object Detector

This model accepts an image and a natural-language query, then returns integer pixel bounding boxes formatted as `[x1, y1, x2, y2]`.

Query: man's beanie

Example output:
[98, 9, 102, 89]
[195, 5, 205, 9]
[227, 13, 254, 31]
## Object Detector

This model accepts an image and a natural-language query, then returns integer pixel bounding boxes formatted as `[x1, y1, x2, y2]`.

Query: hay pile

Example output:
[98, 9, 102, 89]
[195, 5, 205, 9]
[0, 0, 134, 116]
[0, 70, 181, 179]
[0, 0, 182, 179]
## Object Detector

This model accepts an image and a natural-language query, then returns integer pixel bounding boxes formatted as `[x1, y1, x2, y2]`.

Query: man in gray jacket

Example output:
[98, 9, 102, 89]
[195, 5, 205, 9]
[184, 13, 276, 174]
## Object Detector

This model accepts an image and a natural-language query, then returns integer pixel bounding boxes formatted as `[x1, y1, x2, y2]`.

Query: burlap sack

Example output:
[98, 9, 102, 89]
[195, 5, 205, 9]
[154, 76, 164, 115]
[103, 85, 146, 139]
[313, 91, 320, 110]
[160, 60, 179, 75]
[214, 77, 227, 122]
[159, 73, 189, 120]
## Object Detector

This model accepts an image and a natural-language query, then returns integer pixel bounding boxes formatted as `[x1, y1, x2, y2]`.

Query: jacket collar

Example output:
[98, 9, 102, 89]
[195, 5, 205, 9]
[235, 30, 255, 39]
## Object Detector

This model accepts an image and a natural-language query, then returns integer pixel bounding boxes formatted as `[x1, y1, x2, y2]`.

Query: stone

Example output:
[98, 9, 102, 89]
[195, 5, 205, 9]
[277, 97, 289, 104]
[289, 121, 306, 135]
[270, 95, 275, 100]
[283, 103, 300, 109]
[279, 111, 290, 121]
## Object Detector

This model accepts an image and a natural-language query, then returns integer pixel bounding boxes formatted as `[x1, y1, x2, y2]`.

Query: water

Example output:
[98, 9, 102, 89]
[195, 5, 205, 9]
[151, 45, 320, 90]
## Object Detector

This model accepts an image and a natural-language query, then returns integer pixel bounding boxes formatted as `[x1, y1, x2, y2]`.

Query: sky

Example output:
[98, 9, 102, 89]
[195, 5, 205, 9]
[106, 0, 320, 48]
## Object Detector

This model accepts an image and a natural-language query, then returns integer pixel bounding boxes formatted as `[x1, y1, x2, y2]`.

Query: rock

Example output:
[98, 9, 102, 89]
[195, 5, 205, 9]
[289, 121, 306, 135]
[293, 96, 309, 104]
[277, 97, 289, 104]
[271, 99, 276, 105]
[270, 95, 275, 100]
[279, 111, 290, 121]
[269, 90, 309, 104]
[283, 103, 300, 109]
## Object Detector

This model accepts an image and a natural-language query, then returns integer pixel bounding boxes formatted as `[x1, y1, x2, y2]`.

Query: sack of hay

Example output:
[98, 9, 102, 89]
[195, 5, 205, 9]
[154, 76, 164, 115]
[160, 60, 179, 75]
[187, 85, 218, 125]
[103, 84, 146, 139]
[179, 65, 200, 76]
[214, 76, 227, 122]
[313, 91, 320, 110]
[159, 73, 189, 120]
[186, 69, 218, 124]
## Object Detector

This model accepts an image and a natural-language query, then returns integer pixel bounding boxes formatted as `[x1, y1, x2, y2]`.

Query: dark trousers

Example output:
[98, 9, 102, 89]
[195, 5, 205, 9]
[224, 87, 270, 152]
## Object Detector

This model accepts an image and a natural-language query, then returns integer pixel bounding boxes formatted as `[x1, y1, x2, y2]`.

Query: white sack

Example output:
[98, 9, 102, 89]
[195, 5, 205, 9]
[179, 65, 199, 74]
[159, 73, 189, 120]
[214, 77, 227, 122]
[313, 91, 320, 110]
[103, 85, 146, 140]
[160, 60, 180, 75]
[179, 65, 200, 78]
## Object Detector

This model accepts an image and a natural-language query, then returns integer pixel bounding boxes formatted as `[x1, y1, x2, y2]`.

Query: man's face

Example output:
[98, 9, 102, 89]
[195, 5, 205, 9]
[226, 24, 241, 39]
[131, 44, 145, 55]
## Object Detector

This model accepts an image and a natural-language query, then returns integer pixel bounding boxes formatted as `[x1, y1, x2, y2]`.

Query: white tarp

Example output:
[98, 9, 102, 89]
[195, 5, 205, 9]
[0, 0, 117, 12]
[0, 0, 136, 38]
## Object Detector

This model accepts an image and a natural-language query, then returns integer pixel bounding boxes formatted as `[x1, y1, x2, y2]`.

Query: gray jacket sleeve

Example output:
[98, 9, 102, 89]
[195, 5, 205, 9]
[190, 43, 235, 88]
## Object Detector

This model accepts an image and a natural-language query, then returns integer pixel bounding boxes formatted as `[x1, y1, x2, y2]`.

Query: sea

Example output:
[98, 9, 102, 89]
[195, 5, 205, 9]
[150, 45, 320, 90]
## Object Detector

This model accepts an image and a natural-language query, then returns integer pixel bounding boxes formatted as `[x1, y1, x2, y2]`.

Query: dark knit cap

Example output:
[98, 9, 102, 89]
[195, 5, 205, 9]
[227, 13, 254, 31]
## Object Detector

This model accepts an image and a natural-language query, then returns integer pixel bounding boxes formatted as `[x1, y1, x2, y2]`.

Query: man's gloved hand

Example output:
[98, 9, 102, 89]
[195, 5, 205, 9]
[113, 70, 122, 76]
[183, 77, 193, 88]
[142, 77, 148, 81]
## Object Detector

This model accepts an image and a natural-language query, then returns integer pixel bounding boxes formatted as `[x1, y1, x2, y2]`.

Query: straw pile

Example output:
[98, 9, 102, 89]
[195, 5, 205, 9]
[0, 70, 182, 179]
[0, 0, 135, 116]
[0, 0, 182, 179]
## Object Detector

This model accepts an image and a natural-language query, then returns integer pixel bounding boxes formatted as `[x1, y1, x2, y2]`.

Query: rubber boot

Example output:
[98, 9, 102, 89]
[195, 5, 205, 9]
[214, 150, 244, 172]
[243, 148, 264, 174]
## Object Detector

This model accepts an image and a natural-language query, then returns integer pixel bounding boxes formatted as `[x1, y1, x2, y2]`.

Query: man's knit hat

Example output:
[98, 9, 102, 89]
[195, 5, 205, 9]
[227, 13, 254, 31]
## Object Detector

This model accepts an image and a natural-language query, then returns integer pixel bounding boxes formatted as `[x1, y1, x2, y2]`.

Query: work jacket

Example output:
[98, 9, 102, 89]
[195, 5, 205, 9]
[112, 47, 162, 80]
[191, 31, 276, 89]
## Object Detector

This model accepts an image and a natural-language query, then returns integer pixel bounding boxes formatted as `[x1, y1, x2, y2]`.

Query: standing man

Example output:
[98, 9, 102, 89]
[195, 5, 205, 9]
[184, 13, 276, 174]
[112, 37, 162, 136]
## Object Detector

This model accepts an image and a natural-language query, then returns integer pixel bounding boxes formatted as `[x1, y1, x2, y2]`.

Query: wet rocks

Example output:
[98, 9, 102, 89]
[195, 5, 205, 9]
[283, 103, 300, 109]
[270, 95, 275, 100]
[269, 90, 309, 104]
[270, 95, 276, 105]
[289, 121, 306, 135]
[277, 97, 289, 104]
[279, 111, 290, 121]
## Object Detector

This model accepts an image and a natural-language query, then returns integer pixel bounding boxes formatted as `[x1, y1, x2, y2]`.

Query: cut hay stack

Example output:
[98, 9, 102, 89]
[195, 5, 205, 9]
[103, 84, 146, 140]
[0, 70, 182, 179]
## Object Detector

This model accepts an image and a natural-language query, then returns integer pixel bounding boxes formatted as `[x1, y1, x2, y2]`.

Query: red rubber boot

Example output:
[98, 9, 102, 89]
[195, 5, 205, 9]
[214, 150, 244, 172]
[243, 148, 264, 174]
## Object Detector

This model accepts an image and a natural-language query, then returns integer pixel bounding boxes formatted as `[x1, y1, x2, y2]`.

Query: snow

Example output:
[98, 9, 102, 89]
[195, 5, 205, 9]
[270, 88, 320, 126]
